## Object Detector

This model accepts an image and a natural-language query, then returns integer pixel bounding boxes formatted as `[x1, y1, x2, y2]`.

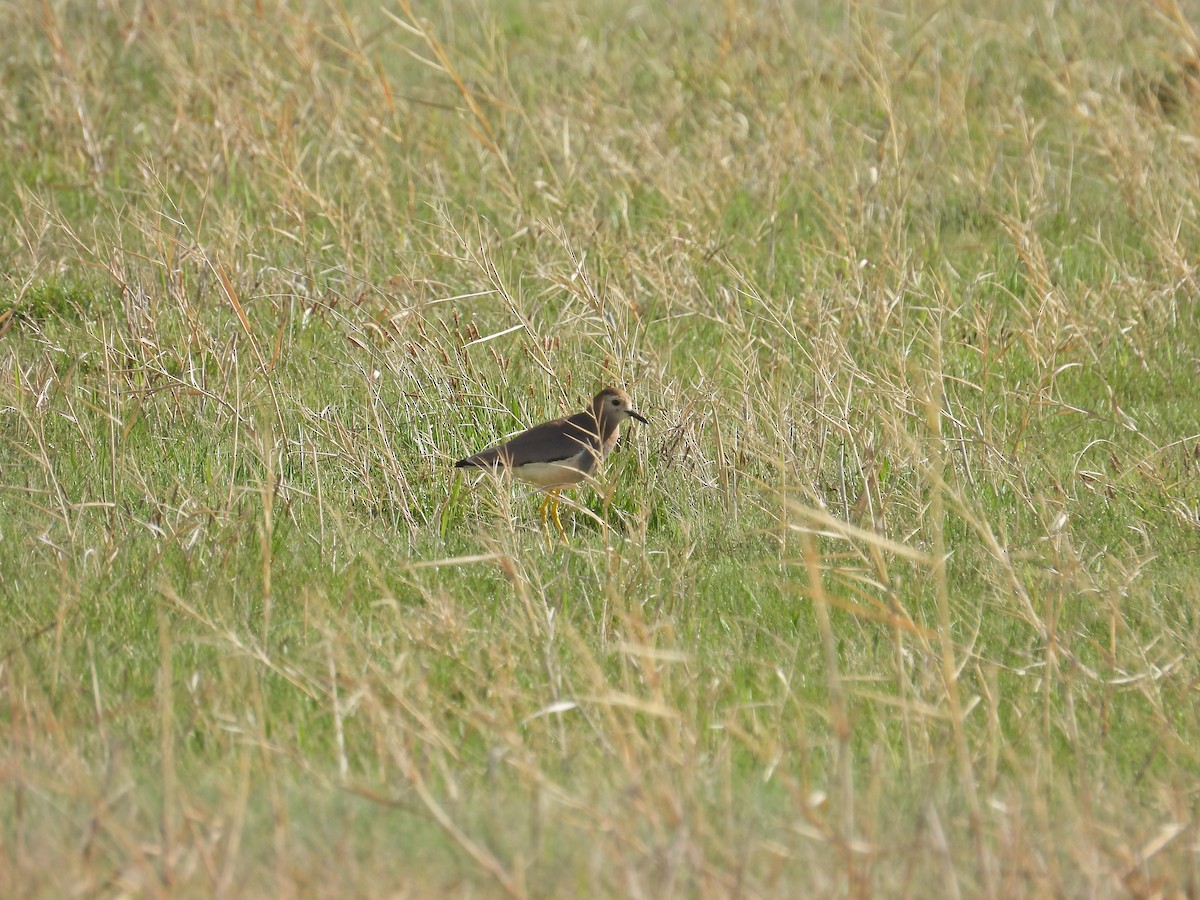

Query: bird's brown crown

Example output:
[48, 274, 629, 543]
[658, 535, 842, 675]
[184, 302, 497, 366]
[593, 386, 632, 409]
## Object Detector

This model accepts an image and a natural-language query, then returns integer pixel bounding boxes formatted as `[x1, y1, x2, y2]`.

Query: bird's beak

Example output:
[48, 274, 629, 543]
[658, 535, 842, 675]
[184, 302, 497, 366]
[629, 410, 648, 425]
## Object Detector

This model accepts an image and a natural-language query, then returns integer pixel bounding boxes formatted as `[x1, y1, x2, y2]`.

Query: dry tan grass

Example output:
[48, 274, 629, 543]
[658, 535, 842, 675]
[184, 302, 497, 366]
[2, 0, 1200, 896]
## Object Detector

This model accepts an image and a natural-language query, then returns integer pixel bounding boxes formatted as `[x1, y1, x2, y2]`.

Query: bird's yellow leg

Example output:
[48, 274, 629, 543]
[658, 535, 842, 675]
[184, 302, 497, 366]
[550, 490, 567, 543]
[537, 490, 559, 547]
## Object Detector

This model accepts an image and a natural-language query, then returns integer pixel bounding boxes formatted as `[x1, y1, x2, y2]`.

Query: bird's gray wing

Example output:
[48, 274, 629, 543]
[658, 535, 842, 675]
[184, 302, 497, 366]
[457, 414, 599, 468]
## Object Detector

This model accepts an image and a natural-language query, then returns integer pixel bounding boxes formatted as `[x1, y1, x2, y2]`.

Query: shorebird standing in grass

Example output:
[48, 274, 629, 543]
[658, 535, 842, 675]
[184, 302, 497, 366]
[455, 386, 648, 540]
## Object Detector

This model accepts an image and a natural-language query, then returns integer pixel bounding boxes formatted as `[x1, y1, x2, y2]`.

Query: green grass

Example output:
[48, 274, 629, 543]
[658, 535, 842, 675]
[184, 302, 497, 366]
[3, 0, 1200, 895]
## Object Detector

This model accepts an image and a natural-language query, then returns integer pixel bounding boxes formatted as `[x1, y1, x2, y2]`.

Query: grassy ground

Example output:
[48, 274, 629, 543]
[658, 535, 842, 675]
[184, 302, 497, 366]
[3, 0, 1200, 895]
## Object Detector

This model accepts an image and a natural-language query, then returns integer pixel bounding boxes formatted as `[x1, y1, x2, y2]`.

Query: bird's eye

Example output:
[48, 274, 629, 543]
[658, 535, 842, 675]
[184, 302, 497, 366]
[611, 398, 620, 406]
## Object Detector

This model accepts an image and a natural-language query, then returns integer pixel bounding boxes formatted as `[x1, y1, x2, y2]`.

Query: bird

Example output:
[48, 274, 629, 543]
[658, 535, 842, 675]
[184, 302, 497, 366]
[455, 386, 648, 540]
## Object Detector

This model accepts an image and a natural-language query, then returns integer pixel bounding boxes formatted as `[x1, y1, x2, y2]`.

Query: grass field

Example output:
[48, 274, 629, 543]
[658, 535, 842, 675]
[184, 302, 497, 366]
[3, 0, 1200, 895]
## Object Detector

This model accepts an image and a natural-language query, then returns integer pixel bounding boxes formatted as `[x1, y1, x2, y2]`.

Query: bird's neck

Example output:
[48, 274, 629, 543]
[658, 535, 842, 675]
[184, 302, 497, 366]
[590, 409, 621, 445]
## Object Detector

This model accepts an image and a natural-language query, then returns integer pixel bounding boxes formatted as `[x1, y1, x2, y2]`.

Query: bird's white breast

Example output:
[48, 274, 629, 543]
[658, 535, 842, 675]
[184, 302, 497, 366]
[512, 452, 591, 488]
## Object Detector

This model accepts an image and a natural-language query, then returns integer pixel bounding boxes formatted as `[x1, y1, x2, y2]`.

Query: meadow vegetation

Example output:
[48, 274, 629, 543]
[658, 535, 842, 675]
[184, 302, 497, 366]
[2, 0, 1200, 894]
